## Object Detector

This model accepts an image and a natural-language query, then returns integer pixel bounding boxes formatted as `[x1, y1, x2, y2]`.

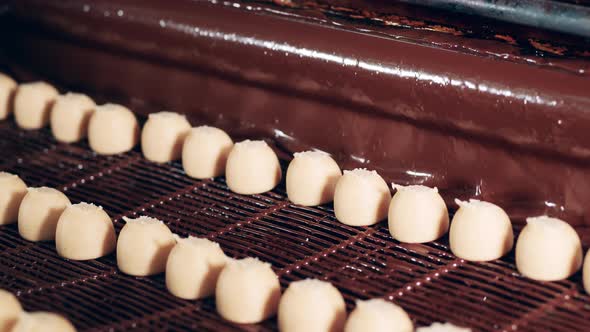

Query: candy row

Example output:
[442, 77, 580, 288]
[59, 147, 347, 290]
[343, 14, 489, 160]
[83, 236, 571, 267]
[0, 175, 465, 332]
[0, 291, 76, 332]
[1, 74, 589, 285]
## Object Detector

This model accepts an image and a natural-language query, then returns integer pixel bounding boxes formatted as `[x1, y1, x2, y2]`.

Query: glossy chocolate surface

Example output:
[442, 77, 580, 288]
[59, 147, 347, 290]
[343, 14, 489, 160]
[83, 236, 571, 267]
[2, 0, 590, 224]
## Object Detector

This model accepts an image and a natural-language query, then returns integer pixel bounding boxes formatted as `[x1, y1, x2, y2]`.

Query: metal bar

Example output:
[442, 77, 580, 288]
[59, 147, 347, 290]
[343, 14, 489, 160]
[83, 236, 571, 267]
[398, 0, 590, 38]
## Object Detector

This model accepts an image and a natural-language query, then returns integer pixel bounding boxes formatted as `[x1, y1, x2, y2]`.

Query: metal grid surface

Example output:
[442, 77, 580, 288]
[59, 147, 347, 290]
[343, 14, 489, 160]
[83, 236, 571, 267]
[1, 120, 589, 331]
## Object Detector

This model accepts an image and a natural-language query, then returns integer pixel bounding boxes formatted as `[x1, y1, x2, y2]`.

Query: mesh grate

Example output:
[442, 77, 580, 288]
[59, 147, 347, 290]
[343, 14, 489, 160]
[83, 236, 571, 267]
[1, 120, 589, 331]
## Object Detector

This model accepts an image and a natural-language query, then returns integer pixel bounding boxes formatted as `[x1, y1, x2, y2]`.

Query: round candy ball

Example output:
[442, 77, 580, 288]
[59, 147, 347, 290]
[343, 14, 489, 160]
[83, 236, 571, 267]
[333, 168, 390, 226]
[182, 126, 233, 179]
[388, 184, 449, 243]
[141, 111, 191, 163]
[18, 187, 71, 242]
[278, 279, 346, 332]
[286, 151, 342, 206]
[216, 257, 281, 324]
[166, 237, 228, 300]
[225, 140, 281, 195]
[0, 289, 22, 332]
[14, 82, 59, 130]
[88, 104, 139, 155]
[0, 73, 17, 120]
[345, 298, 413, 332]
[0, 172, 27, 225]
[450, 199, 514, 262]
[12, 312, 76, 332]
[516, 216, 582, 281]
[50, 93, 96, 143]
[55, 203, 116, 260]
[117, 216, 176, 276]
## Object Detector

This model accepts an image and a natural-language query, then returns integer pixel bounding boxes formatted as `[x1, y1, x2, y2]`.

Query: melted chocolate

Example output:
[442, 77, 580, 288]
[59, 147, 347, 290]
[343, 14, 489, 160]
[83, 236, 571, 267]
[2, 0, 590, 225]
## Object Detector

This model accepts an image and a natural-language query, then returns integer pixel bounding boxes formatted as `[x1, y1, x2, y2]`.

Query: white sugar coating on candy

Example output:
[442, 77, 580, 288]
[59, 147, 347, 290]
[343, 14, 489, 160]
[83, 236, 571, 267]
[192, 125, 219, 133]
[216, 257, 281, 324]
[148, 111, 187, 120]
[122, 215, 163, 225]
[584, 249, 590, 294]
[0, 172, 27, 225]
[225, 139, 281, 195]
[388, 183, 449, 243]
[449, 199, 513, 262]
[516, 215, 582, 281]
[525, 215, 573, 229]
[278, 279, 346, 332]
[334, 168, 390, 226]
[50, 92, 96, 143]
[343, 168, 376, 178]
[117, 216, 175, 276]
[69, 202, 103, 212]
[287, 150, 341, 206]
[88, 103, 139, 155]
[175, 236, 222, 247]
[344, 298, 413, 332]
[141, 111, 191, 163]
[0, 171, 19, 179]
[292, 150, 330, 159]
[26, 186, 65, 194]
[0, 289, 22, 332]
[455, 198, 492, 208]
[18, 187, 71, 242]
[55, 202, 116, 261]
[166, 236, 228, 300]
[11, 311, 76, 332]
[393, 183, 439, 193]
[14, 82, 59, 130]
[182, 125, 234, 179]
[228, 256, 271, 270]
[235, 139, 268, 150]
[416, 322, 471, 332]
[0, 73, 17, 120]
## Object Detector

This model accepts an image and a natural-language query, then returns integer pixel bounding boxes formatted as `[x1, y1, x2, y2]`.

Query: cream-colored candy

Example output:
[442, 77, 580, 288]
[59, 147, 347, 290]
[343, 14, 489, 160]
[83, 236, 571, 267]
[50, 93, 96, 143]
[216, 257, 281, 324]
[18, 187, 71, 242]
[141, 111, 191, 163]
[286, 151, 342, 206]
[416, 322, 471, 332]
[12, 312, 76, 332]
[0, 172, 27, 225]
[334, 169, 390, 226]
[583, 249, 590, 294]
[278, 279, 346, 332]
[516, 216, 582, 281]
[55, 203, 116, 260]
[345, 298, 413, 332]
[182, 126, 233, 179]
[0, 73, 17, 120]
[225, 140, 281, 195]
[388, 184, 449, 243]
[166, 236, 228, 300]
[14, 82, 59, 129]
[449, 199, 514, 262]
[117, 216, 175, 276]
[0, 289, 22, 332]
[88, 104, 139, 155]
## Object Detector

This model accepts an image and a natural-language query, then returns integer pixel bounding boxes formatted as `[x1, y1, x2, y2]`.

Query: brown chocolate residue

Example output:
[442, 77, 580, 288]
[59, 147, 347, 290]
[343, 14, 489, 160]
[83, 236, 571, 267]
[529, 39, 568, 56]
[252, 0, 590, 75]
